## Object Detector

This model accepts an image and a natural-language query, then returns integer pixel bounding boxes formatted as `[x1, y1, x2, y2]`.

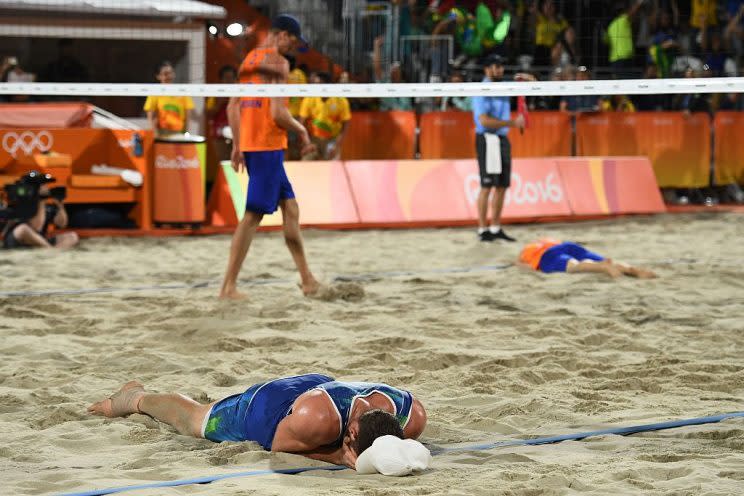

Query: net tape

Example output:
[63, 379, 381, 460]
[1, 77, 744, 98]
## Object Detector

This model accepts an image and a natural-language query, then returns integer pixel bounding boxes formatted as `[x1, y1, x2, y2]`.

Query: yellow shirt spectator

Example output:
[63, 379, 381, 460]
[299, 97, 352, 140]
[288, 68, 308, 118]
[536, 14, 569, 48]
[691, 0, 718, 28]
[143, 95, 194, 133]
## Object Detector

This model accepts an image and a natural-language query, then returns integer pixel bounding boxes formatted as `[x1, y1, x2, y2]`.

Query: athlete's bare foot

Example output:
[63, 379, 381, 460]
[301, 278, 321, 297]
[219, 286, 250, 300]
[88, 381, 145, 418]
[598, 260, 622, 278]
[628, 267, 658, 279]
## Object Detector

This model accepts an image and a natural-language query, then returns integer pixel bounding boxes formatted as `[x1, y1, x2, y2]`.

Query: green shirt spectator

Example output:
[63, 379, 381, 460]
[606, 13, 634, 62]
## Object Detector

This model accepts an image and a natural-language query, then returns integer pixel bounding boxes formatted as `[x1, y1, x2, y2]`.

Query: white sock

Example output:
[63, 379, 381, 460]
[478, 227, 487, 235]
[489, 225, 501, 234]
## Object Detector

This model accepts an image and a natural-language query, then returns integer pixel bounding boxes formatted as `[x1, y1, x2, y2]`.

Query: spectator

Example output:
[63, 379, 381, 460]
[634, 64, 674, 110]
[605, 0, 645, 78]
[373, 36, 414, 111]
[1, 56, 34, 102]
[674, 66, 712, 113]
[724, 3, 744, 59]
[531, 65, 563, 110]
[717, 92, 744, 109]
[601, 94, 637, 111]
[299, 72, 352, 160]
[560, 66, 601, 113]
[702, 29, 737, 76]
[552, 23, 579, 67]
[690, 0, 719, 32]
[649, 10, 680, 77]
[42, 39, 88, 82]
[143, 61, 194, 136]
[531, 0, 570, 69]
[286, 60, 309, 160]
[440, 71, 473, 111]
[432, 1, 509, 63]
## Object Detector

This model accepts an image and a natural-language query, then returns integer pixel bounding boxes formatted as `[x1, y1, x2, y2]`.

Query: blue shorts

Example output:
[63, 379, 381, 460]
[538, 242, 604, 273]
[202, 373, 333, 450]
[244, 150, 295, 214]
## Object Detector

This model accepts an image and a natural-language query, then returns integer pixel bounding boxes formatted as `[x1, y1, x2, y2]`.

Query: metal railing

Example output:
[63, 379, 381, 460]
[398, 35, 454, 82]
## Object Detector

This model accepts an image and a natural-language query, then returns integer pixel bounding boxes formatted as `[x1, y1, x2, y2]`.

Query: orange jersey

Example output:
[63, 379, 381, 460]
[519, 238, 562, 270]
[238, 47, 288, 152]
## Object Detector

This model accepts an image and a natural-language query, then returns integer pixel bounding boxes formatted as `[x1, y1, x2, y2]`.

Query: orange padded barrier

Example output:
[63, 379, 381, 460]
[418, 111, 571, 160]
[714, 112, 744, 185]
[556, 157, 666, 216]
[419, 111, 475, 159]
[340, 111, 416, 160]
[509, 112, 572, 158]
[576, 112, 710, 188]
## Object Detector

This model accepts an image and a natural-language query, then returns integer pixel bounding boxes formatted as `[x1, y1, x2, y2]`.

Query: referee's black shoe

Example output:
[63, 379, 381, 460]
[479, 231, 496, 242]
[493, 229, 516, 242]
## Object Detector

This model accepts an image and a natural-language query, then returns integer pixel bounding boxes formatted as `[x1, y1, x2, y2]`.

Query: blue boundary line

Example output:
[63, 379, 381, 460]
[0, 264, 512, 298]
[58, 411, 744, 496]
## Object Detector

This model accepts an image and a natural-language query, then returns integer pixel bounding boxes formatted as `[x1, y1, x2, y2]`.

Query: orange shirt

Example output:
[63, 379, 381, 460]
[519, 238, 562, 270]
[238, 47, 287, 152]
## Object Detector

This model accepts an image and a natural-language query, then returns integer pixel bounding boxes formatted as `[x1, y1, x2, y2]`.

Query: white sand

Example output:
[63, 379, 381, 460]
[2, 212, 744, 495]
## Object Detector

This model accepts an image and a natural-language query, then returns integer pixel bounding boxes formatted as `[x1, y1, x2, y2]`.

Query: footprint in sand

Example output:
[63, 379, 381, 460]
[309, 282, 365, 302]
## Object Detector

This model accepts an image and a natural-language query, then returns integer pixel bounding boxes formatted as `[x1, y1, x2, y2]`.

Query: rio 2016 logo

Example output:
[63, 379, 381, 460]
[2, 131, 53, 157]
[155, 154, 200, 170]
[465, 172, 563, 206]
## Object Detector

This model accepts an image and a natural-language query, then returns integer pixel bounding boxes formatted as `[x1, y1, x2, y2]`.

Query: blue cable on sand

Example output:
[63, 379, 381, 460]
[59, 411, 744, 496]
[0, 264, 512, 298]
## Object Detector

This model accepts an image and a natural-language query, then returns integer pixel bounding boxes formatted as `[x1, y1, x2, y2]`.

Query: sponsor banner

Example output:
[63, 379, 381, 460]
[152, 141, 204, 223]
[714, 112, 744, 185]
[452, 158, 572, 219]
[556, 157, 665, 215]
[576, 112, 710, 188]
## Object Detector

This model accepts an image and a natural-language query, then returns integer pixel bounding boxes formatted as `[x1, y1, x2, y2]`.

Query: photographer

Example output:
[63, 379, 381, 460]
[1, 172, 78, 249]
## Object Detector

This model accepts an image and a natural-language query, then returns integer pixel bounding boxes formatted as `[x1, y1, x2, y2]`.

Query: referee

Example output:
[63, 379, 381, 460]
[472, 54, 524, 242]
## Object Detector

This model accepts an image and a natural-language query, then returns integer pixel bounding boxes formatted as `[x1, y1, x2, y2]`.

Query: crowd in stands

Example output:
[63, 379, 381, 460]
[360, 0, 744, 112]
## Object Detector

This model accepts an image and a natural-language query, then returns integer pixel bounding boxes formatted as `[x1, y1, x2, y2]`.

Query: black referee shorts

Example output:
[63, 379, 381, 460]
[475, 133, 512, 188]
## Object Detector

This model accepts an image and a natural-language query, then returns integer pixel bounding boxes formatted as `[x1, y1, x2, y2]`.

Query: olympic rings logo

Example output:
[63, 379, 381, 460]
[2, 131, 53, 157]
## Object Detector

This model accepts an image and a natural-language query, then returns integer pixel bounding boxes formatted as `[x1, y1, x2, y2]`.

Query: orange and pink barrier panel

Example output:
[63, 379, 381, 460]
[207, 156, 665, 229]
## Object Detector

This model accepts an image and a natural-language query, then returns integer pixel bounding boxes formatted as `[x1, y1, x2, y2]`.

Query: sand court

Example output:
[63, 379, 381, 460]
[2, 212, 744, 495]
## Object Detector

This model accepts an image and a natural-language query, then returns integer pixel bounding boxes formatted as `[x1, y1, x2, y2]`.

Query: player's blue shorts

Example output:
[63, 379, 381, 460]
[538, 242, 605, 273]
[201, 374, 333, 450]
[244, 150, 295, 214]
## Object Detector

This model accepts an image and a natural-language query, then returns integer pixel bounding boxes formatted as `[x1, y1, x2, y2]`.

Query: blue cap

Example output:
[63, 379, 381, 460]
[272, 14, 308, 48]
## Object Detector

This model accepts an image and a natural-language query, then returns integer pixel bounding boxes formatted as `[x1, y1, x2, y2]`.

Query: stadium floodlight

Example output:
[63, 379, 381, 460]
[226, 22, 244, 37]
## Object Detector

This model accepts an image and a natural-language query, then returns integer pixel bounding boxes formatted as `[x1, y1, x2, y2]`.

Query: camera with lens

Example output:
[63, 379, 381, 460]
[0, 171, 65, 222]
